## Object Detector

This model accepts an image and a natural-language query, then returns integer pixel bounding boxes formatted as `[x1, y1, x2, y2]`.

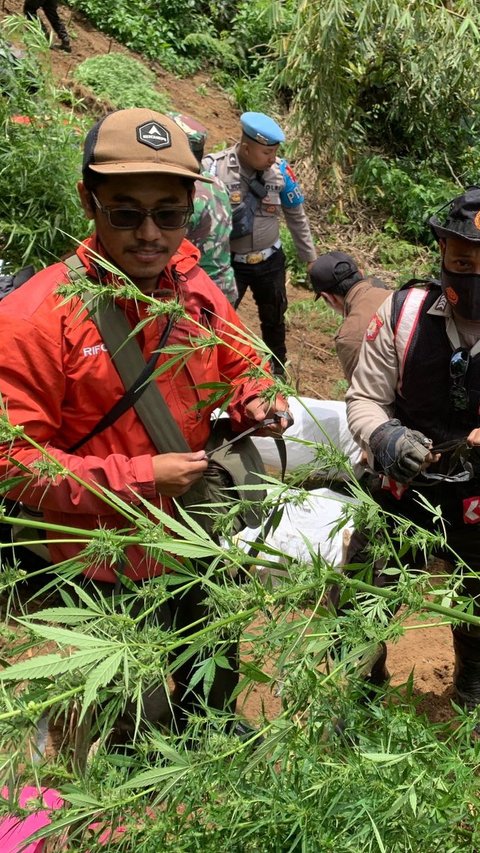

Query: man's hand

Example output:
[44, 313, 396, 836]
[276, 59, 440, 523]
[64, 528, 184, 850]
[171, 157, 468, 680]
[467, 427, 480, 448]
[152, 450, 208, 496]
[244, 394, 293, 436]
[369, 418, 439, 483]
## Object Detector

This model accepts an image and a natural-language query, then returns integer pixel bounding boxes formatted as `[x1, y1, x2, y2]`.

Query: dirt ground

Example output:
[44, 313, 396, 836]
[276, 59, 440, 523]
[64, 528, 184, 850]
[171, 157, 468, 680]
[1, 2, 457, 727]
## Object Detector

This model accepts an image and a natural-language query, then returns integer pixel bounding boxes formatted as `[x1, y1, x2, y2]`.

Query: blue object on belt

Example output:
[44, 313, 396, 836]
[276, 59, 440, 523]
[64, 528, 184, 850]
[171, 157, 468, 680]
[233, 239, 281, 264]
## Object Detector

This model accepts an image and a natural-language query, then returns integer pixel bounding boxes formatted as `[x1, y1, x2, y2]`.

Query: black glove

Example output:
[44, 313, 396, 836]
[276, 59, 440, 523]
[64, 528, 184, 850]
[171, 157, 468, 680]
[369, 418, 432, 483]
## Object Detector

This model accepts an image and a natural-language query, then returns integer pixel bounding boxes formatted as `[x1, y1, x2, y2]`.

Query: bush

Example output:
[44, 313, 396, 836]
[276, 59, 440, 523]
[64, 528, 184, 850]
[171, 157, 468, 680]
[280, 223, 312, 287]
[68, 0, 210, 74]
[353, 155, 458, 243]
[277, 0, 480, 174]
[0, 17, 88, 269]
[73, 53, 171, 112]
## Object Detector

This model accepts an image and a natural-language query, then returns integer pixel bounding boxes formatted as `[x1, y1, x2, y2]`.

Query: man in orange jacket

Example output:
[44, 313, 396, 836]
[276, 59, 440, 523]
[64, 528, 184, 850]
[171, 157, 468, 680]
[0, 108, 290, 744]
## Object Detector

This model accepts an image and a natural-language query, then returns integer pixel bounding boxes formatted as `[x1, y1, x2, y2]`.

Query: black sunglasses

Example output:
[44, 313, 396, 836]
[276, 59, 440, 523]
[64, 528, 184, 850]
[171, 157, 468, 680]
[449, 347, 470, 411]
[91, 192, 193, 231]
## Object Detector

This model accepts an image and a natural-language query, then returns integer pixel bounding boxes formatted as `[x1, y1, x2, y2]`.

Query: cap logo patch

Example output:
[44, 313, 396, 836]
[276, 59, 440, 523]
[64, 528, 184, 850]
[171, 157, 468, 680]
[136, 121, 171, 150]
[475, 210, 480, 230]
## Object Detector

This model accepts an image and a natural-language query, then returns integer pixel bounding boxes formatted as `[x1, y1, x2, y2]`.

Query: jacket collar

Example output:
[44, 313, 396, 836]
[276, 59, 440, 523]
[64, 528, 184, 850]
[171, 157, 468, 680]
[75, 234, 201, 289]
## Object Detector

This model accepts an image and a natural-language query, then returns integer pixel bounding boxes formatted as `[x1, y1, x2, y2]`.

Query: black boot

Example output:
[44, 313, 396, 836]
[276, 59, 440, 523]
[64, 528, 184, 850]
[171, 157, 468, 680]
[56, 22, 71, 52]
[452, 629, 480, 714]
[365, 641, 390, 692]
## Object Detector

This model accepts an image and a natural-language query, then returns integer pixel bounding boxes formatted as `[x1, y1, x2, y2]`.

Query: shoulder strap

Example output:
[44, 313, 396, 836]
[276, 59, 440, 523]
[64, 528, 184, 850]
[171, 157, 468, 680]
[65, 257, 286, 530]
[85, 294, 190, 454]
[63, 254, 186, 454]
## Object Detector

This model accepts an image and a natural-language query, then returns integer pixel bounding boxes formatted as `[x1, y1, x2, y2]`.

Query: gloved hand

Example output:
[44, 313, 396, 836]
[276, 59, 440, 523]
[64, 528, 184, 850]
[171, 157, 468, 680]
[369, 418, 432, 483]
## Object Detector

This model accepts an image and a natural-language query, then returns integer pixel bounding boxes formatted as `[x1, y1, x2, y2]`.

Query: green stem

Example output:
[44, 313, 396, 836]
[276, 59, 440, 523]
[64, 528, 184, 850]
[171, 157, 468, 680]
[0, 685, 82, 722]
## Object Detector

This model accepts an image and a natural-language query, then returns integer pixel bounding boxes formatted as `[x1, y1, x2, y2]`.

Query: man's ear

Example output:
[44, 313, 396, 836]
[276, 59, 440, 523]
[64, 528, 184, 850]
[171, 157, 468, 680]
[239, 139, 250, 158]
[321, 291, 335, 307]
[77, 181, 95, 220]
[322, 292, 344, 314]
[439, 238, 446, 259]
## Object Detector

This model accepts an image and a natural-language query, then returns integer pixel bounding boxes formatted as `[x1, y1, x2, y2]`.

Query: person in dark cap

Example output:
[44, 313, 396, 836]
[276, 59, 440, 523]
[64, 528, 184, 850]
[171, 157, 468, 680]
[310, 251, 390, 381]
[331, 186, 480, 726]
[0, 108, 290, 750]
[203, 111, 317, 377]
[170, 113, 238, 304]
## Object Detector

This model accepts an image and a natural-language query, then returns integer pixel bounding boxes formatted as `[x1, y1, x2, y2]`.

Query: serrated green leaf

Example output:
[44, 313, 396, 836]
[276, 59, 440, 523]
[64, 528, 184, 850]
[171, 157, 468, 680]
[14, 620, 119, 650]
[59, 788, 103, 808]
[189, 657, 215, 693]
[239, 661, 271, 683]
[146, 734, 191, 767]
[0, 648, 111, 681]
[119, 764, 189, 790]
[81, 650, 124, 717]
[24, 607, 101, 624]
[360, 751, 407, 764]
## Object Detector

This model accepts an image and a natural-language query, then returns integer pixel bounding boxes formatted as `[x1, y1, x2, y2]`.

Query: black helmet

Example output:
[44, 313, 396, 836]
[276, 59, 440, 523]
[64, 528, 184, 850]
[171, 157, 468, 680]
[429, 186, 480, 243]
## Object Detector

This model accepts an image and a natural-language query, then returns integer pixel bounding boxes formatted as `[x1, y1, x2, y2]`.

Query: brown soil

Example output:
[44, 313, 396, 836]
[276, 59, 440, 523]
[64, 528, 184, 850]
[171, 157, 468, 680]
[1, 2, 456, 726]
[241, 616, 455, 727]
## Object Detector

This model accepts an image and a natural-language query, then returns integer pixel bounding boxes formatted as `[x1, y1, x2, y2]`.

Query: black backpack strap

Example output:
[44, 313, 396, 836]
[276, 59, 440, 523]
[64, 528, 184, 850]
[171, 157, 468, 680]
[391, 278, 440, 330]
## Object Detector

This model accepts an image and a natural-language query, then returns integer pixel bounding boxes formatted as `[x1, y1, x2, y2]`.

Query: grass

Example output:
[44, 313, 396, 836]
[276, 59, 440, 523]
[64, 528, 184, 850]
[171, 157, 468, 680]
[286, 297, 341, 334]
[73, 53, 171, 112]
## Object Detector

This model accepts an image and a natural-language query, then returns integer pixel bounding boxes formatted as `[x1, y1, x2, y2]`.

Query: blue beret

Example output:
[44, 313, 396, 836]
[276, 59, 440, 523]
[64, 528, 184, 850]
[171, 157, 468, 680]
[240, 112, 285, 146]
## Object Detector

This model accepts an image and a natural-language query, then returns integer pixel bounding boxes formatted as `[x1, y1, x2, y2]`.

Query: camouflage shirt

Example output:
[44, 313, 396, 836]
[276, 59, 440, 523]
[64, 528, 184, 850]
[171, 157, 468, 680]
[187, 172, 238, 305]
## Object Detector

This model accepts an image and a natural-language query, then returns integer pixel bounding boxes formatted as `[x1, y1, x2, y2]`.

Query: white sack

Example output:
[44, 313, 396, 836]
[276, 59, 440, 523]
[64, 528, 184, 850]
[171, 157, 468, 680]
[237, 487, 356, 571]
[251, 397, 363, 480]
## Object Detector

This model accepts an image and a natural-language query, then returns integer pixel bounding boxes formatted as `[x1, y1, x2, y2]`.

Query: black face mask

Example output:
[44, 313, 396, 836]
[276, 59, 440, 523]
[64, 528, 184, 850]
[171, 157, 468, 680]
[441, 266, 480, 321]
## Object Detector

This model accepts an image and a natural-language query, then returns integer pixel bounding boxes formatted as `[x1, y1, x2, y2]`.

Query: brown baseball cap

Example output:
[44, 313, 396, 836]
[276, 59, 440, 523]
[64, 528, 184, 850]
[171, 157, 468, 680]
[82, 108, 213, 182]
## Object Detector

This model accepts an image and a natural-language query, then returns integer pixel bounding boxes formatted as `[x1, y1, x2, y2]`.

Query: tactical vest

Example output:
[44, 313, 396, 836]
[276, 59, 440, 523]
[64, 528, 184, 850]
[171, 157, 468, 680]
[392, 280, 480, 447]
[203, 147, 284, 217]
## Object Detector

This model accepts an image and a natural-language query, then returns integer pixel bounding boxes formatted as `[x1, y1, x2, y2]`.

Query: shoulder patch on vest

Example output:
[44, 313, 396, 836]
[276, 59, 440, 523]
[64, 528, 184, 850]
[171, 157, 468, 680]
[365, 313, 383, 341]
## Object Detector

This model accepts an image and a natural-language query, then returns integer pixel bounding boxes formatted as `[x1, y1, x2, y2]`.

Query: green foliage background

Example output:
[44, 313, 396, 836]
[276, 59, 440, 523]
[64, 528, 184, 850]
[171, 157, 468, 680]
[73, 53, 171, 112]
[5, 1, 479, 265]
[0, 18, 87, 268]
[65, 0, 480, 248]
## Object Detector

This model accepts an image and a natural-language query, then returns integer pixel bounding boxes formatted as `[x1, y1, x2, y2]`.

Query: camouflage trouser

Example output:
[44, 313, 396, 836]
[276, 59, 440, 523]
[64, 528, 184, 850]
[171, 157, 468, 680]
[233, 246, 287, 373]
[23, 0, 70, 44]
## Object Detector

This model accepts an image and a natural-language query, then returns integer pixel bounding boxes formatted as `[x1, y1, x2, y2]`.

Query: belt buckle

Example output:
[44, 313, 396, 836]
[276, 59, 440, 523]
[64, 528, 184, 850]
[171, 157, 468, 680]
[246, 252, 264, 265]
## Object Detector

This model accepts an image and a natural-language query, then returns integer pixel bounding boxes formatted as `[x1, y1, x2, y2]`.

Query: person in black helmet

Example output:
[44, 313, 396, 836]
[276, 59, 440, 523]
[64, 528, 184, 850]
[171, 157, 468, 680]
[333, 187, 480, 725]
[23, 0, 71, 52]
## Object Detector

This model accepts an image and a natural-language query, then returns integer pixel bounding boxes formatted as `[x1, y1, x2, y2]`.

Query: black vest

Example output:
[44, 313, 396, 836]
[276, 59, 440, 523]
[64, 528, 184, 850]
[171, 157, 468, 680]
[392, 281, 480, 451]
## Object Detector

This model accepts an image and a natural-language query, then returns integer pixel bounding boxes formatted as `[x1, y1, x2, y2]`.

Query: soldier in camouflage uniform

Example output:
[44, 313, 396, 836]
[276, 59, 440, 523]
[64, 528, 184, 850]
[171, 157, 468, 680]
[171, 114, 238, 305]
